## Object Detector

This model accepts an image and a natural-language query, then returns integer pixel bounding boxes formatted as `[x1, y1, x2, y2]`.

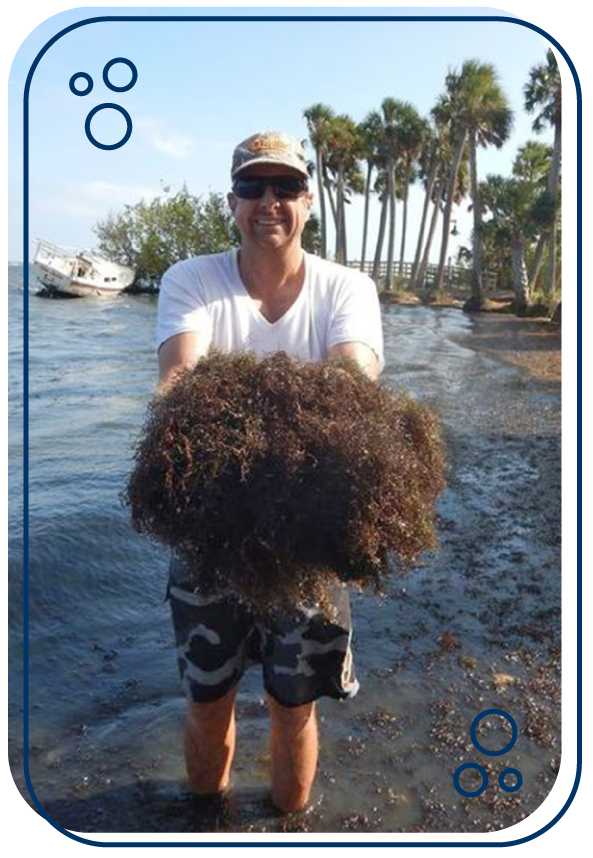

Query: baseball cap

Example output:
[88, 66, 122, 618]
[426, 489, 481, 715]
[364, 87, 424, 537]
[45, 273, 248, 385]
[231, 131, 310, 179]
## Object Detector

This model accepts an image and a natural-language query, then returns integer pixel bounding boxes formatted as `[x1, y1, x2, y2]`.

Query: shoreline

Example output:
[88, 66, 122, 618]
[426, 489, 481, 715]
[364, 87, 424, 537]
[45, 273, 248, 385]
[10, 281, 561, 834]
[380, 294, 561, 385]
[458, 314, 561, 384]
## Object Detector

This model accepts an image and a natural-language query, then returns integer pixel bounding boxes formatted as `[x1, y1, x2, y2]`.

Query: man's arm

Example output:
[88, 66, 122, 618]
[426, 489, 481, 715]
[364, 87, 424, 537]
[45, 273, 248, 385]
[157, 331, 210, 393]
[328, 341, 381, 381]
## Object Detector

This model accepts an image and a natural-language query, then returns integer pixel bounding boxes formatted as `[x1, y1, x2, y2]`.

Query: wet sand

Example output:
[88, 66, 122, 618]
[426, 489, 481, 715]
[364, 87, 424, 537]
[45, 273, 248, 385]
[11, 308, 561, 836]
[458, 315, 561, 384]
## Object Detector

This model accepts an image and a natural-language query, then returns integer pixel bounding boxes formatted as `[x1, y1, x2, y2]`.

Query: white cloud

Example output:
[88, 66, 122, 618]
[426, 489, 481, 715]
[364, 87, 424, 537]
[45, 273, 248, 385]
[134, 114, 195, 160]
[34, 180, 161, 221]
[152, 131, 194, 159]
[35, 198, 102, 218]
[134, 116, 159, 131]
[81, 180, 159, 203]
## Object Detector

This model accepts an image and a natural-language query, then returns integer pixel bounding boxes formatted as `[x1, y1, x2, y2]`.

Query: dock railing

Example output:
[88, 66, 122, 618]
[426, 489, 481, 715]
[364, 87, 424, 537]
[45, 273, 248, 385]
[348, 260, 499, 292]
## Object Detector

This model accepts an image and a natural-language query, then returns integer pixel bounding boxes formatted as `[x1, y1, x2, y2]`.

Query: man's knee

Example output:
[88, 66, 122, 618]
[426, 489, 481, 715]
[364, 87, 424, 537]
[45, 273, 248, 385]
[265, 693, 316, 733]
[187, 686, 238, 733]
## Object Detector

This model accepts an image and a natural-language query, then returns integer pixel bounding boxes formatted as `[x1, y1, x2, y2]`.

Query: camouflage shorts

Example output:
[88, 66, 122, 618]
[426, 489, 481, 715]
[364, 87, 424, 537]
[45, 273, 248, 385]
[167, 560, 359, 708]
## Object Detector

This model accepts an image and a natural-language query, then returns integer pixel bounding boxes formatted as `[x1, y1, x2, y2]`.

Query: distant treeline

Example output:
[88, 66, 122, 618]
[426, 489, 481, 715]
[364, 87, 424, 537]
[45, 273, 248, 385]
[94, 186, 320, 293]
[95, 50, 560, 315]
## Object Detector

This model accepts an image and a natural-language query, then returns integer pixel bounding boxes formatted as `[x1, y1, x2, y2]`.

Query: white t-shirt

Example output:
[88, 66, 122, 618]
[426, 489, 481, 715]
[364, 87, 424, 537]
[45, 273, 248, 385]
[156, 249, 384, 370]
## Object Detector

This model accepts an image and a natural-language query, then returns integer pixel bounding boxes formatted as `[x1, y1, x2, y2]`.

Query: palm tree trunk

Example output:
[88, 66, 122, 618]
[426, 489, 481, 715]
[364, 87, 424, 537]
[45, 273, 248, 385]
[469, 130, 484, 303]
[511, 236, 529, 313]
[315, 148, 327, 259]
[334, 166, 343, 263]
[398, 161, 412, 279]
[528, 232, 547, 296]
[323, 170, 338, 261]
[342, 201, 348, 265]
[417, 182, 442, 289]
[545, 119, 562, 295]
[335, 163, 347, 265]
[434, 130, 466, 293]
[410, 147, 438, 287]
[372, 190, 389, 282]
[385, 160, 397, 288]
[360, 162, 373, 271]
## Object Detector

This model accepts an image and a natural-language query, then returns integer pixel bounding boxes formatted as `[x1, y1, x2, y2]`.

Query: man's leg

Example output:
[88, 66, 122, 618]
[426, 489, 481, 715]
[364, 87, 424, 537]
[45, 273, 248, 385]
[265, 692, 318, 813]
[185, 684, 239, 795]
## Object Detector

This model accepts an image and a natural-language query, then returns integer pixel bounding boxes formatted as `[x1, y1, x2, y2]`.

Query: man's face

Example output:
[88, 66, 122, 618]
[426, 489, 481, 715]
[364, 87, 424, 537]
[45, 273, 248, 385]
[228, 163, 313, 253]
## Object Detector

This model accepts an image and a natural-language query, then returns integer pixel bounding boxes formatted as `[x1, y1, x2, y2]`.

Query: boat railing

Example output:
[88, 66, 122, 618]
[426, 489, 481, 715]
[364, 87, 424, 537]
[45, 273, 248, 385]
[34, 240, 82, 280]
[34, 239, 82, 259]
[33, 240, 135, 288]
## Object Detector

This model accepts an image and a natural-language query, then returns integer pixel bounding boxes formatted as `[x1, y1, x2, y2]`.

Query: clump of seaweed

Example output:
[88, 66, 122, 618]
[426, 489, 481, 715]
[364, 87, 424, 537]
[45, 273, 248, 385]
[125, 351, 446, 616]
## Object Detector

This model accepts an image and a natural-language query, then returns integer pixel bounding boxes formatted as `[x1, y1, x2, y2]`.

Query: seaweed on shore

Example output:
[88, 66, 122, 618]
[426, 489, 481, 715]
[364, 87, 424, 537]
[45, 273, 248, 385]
[124, 351, 446, 615]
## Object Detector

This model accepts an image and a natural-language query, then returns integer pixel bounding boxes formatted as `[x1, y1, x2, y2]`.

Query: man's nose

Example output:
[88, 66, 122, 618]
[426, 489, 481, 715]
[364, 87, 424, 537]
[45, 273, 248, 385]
[259, 183, 281, 205]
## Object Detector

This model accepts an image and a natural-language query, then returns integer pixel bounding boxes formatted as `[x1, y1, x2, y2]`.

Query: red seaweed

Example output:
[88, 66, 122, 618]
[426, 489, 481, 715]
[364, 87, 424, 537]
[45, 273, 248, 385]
[125, 351, 446, 615]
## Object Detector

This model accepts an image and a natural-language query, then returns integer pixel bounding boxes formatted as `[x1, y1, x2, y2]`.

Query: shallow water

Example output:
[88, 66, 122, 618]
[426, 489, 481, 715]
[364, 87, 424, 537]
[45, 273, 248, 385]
[8, 268, 561, 834]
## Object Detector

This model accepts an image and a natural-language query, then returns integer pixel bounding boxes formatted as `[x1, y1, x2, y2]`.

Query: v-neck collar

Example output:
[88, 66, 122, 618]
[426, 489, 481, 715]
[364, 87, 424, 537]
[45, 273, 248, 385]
[232, 248, 309, 329]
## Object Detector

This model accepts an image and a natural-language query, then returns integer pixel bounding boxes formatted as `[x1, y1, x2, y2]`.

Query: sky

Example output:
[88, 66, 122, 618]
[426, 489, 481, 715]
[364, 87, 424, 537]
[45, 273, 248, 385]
[8, 7, 557, 265]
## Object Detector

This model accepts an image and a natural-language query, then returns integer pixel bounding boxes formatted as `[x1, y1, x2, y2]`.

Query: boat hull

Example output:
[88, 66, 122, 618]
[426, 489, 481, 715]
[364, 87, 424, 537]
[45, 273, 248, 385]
[33, 240, 135, 298]
[36, 265, 126, 297]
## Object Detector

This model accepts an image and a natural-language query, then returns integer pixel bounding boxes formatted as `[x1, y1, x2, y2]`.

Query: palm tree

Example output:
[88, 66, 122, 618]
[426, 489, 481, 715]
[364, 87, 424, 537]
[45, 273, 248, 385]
[358, 110, 383, 272]
[303, 103, 335, 259]
[480, 142, 552, 312]
[513, 141, 554, 295]
[410, 127, 439, 287]
[416, 140, 469, 291]
[431, 90, 468, 295]
[433, 60, 512, 306]
[514, 140, 554, 185]
[410, 114, 453, 289]
[379, 98, 419, 288]
[372, 174, 389, 283]
[323, 114, 363, 264]
[380, 98, 399, 288]
[415, 176, 445, 291]
[335, 157, 365, 264]
[478, 218, 509, 292]
[480, 175, 529, 312]
[524, 49, 562, 296]
[397, 110, 430, 277]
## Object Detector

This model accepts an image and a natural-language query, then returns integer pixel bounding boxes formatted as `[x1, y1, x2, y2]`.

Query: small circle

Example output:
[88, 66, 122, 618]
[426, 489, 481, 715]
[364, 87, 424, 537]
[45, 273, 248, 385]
[453, 762, 488, 798]
[103, 57, 138, 92]
[470, 708, 518, 757]
[69, 72, 93, 96]
[499, 768, 523, 793]
[84, 103, 133, 151]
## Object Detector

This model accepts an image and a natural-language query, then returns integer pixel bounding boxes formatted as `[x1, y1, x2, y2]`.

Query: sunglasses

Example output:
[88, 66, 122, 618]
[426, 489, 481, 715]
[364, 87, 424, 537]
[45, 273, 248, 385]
[232, 175, 308, 201]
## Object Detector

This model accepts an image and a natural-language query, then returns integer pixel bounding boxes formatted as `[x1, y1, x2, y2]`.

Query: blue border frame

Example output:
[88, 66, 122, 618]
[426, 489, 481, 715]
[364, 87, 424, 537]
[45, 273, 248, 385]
[21, 14, 581, 848]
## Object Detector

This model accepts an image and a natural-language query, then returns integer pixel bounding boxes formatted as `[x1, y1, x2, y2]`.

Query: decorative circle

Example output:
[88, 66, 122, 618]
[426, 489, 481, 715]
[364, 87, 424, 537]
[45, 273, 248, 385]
[84, 103, 133, 151]
[69, 72, 93, 96]
[453, 762, 489, 798]
[470, 708, 518, 757]
[499, 768, 523, 793]
[103, 57, 138, 92]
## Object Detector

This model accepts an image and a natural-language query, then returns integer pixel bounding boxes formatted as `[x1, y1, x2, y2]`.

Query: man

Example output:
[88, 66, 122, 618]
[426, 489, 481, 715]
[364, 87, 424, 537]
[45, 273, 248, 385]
[156, 131, 383, 814]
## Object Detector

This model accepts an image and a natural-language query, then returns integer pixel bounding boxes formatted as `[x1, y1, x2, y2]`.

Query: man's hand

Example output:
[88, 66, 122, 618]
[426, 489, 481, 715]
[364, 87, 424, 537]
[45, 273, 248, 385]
[328, 342, 381, 381]
[157, 331, 209, 393]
